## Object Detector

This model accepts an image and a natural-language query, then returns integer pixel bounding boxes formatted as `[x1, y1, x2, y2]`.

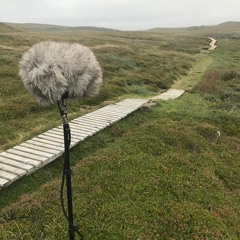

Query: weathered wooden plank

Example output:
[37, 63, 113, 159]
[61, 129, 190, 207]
[69, 123, 98, 134]
[43, 132, 64, 140]
[70, 120, 104, 129]
[0, 170, 18, 181]
[0, 152, 42, 167]
[87, 112, 123, 119]
[152, 89, 185, 100]
[6, 149, 47, 162]
[30, 137, 63, 147]
[55, 126, 88, 138]
[69, 121, 100, 130]
[38, 134, 64, 144]
[0, 162, 26, 176]
[69, 128, 94, 137]
[49, 127, 63, 133]
[21, 142, 60, 155]
[0, 178, 9, 187]
[75, 117, 111, 127]
[83, 114, 118, 123]
[46, 130, 81, 143]
[96, 106, 136, 112]
[82, 114, 114, 122]
[0, 156, 34, 171]
[14, 146, 54, 158]
[27, 139, 64, 151]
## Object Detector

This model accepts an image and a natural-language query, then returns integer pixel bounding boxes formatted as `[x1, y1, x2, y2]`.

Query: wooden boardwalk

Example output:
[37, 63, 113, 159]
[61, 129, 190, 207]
[0, 98, 149, 188]
[0, 90, 185, 189]
[208, 37, 217, 51]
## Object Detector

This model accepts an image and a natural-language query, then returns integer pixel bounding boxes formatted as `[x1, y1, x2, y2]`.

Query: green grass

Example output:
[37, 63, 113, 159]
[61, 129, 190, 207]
[0, 24, 240, 239]
[0, 25, 206, 151]
[0, 92, 239, 239]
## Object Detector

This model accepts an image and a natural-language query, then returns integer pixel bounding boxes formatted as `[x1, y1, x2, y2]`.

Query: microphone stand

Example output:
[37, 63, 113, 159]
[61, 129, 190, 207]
[57, 93, 81, 240]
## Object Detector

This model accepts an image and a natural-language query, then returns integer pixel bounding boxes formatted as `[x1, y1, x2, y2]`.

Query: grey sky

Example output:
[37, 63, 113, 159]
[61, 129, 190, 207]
[0, 0, 239, 30]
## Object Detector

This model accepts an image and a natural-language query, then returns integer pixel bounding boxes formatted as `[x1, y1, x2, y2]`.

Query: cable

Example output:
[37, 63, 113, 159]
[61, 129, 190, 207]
[60, 168, 84, 239]
[59, 98, 84, 240]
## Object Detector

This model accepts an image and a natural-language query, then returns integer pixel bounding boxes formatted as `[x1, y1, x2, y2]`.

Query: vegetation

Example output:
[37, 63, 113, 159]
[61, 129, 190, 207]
[0, 23, 239, 239]
[0, 23, 206, 151]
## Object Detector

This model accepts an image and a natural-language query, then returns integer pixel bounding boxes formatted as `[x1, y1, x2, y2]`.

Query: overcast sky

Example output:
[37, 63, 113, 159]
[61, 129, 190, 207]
[0, 0, 239, 30]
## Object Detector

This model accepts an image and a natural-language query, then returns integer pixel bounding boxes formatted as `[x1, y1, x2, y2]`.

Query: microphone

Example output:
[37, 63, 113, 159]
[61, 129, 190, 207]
[19, 41, 103, 239]
[19, 41, 103, 106]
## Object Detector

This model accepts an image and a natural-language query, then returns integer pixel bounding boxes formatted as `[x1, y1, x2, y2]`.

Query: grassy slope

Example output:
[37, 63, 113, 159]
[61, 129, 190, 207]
[0, 24, 206, 151]
[5, 22, 119, 32]
[149, 21, 240, 37]
[0, 25, 239, 239]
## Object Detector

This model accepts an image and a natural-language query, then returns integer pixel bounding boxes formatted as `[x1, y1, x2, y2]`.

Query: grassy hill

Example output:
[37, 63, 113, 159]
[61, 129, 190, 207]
[5, 21, 240, 36]
[149, 21, 240, 37]
[0, 24, 239, 239]
[4, 22, 119, 32]
[0, 23, 21, 33]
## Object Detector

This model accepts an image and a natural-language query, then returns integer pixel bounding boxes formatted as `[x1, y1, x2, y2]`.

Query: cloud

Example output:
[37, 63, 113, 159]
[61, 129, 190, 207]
[0, 0, 240, 30]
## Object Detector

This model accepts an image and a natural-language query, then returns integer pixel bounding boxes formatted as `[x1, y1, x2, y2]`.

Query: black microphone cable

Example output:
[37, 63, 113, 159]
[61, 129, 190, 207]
[58, 98, 84, 239]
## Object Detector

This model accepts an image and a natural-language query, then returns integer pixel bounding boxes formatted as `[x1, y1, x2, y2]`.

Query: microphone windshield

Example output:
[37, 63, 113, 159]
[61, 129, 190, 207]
[19, 41, 102, 106]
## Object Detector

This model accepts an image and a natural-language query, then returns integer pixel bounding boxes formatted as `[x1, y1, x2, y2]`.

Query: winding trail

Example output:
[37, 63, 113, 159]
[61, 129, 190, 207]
[208, 37, 217, 50]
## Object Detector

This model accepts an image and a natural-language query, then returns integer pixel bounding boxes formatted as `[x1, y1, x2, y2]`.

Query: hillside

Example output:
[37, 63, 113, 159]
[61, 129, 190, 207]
[0, 23, 20, 33]
[149, 21, 240, 37]
[4, 22, 119, 32]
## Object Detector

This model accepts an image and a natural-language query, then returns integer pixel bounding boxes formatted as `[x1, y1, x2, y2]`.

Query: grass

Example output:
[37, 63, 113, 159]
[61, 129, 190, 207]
[0, 92, 239, 239]
[0, 23, 240, 239]
[0, 25, 206, 151]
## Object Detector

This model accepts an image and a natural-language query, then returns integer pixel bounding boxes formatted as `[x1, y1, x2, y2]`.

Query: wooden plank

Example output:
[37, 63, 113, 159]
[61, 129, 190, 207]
[14, 146, 54, 158]
[74, 117, 111, 127]
[6, 149, 47, 162]
[45, 130, 81, 142]
[31, 137, 64, 147]
[38, 134, 64, 144]
[27, 139, 64, 151]
[0, 170, 18, 181]
[152, 89, 185, 100]
[116, 99, 148, 105]
[55, 126, 88, 138]
[70, 120, 104, 129]
[0, 178, 9, 187]
[0, 156, 34, 171]
[69, 128, 94, 137]
[43, 132, 64, 140]
[0, 152, 42, 167]
[21, 142, 60, 155]
[87, 112, 123, 119]
[69, 123, 98, 134]
[0, 162, 26, 176]
[96, 106, 135, 112]
[49, 127, 63, 132]
[46, 129, 64, 136]
[69, 121, 101, 130]
[83, 114, 118, 122]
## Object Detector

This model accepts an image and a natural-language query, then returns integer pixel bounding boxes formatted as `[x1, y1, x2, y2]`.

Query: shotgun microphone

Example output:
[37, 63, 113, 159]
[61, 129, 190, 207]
[19, 41, 102, 105]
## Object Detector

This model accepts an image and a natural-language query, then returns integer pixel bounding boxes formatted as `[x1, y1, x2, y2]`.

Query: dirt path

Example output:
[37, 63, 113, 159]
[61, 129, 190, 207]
[172, 53, 213, 90]
[171, 38, 217, 90]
